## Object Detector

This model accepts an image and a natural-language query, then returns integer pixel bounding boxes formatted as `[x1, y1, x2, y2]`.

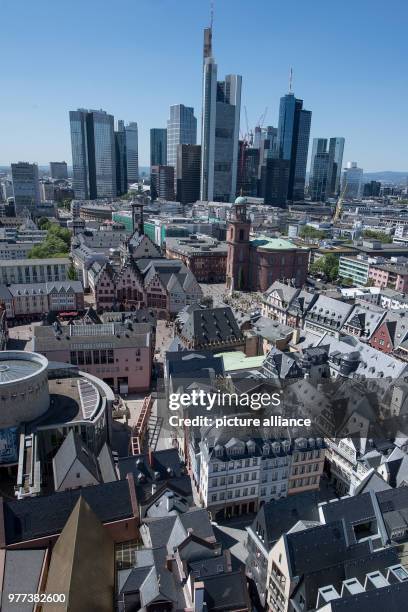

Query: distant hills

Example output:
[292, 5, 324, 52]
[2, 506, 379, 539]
[363, 171, 408, 184]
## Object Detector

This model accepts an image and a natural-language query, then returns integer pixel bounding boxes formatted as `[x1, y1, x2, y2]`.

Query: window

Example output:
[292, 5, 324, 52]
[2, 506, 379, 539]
[211, 494, 217, 502]
[250, 487, 256, 495]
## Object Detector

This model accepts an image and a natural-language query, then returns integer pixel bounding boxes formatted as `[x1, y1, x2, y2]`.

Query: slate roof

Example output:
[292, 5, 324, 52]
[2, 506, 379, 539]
[118, 449, 192, 508]
[327, 580, 408, 611]
[380, 309, 408, 347]
[264, 281, 300, 304]
[201, 570, 250, 611]
[306, 295, 353, 328]
[285, 521, 367, 578]
[315, 334, 408, 379]
[53, 430, 100, 490]
[8, 281, 83, 297]
[180, 307, 244, 345]
[1, 549, 46, 612]
[166, 350, 224, 379]
[252, 317, 294, 342]
[2, 479, 133, 545]
[248, 491, 322, 549]
[343, 304, 386, 339]
[262, 346, 303, 379]
[142, 508, 215, 554]
[33, 321, 150, 352]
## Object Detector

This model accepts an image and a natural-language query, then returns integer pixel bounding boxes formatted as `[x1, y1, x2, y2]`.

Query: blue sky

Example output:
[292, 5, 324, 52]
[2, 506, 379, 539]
[1, 0, 407, 170]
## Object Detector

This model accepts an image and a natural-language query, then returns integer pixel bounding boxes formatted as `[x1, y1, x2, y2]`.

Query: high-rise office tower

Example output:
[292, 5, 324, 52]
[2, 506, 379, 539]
[309, 138, 330, 202]
[200, 25, 242, 202]
[150, 129, 167, 167]
[150, 166, 175, 201]
[167, 105, 197, 171]
[69, 109, 116, 199]
[258, 159, 290, 207]
[125, 122, 139, 185]
[327, 137, 345, 197]
[115, 120, 127, 196]
[342, 162, 363, 198]
[256, 126, 278, 164]
[237, 144, 260, 197]
[11, 162, 40, 216]
[49, 161, 68, 180]
[176, 144, 201, 205]
[277, 93, 311, 201]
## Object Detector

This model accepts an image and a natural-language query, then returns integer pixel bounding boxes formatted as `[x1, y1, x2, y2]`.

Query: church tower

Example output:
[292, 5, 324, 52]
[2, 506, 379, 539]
[226, 196, 251, 291]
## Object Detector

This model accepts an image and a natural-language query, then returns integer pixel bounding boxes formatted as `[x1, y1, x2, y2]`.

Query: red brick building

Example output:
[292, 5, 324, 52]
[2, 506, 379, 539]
[226, 196, 310, 292]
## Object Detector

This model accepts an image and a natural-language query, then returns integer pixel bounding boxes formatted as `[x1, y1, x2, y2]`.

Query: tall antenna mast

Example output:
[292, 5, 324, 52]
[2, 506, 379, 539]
[289, 67, 293, 93]
[210, 0, 214, 29]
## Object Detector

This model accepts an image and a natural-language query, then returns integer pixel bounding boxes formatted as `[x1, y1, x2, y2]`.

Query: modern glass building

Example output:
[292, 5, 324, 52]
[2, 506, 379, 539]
[69, 109, 116, 199]
[11, 162, 40, 216]
[200, 26, 241, 203]
[167, 105, 197, 170]
[327, 137, 345, 197]
[150, 129, 167, 167]
[115, 121, 127, 196]
[49, 162, 68, 180]
[342, 162, 364, 198]
[277, 93, 312, 201]
[125, 122, 139, 185]
[176, 144, 201, 204]
[309, 138, 329, 202]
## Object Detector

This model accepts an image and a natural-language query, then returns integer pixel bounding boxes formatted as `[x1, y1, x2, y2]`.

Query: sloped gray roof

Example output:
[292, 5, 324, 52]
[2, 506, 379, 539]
[53, 430, 100, 490]
[180, 307, 243, 345]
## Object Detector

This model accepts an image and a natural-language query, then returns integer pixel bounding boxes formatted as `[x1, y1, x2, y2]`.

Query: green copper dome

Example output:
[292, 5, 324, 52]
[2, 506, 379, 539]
[234, 195, 247, 205]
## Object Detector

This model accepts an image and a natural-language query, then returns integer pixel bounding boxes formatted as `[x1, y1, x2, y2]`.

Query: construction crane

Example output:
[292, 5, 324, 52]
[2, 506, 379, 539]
[333, 184, 348, 222]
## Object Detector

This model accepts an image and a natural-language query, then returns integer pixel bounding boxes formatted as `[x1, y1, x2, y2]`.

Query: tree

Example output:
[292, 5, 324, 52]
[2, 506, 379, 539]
[299, 226, 328, 240]
[38, 217, 51, 230]
[28, 222, 71, 258]
[310, 253, 339, 281]
[362, 230, 391, 244]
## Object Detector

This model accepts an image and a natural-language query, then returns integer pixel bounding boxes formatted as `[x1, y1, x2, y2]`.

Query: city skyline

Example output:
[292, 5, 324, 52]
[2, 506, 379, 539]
[0, 0, 407, 171]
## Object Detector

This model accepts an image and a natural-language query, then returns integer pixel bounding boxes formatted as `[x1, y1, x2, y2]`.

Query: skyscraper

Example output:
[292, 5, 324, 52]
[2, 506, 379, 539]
[176, 144, 201, 205]
[327, 137, 345, 197]
[115, 121, 127, 196]
[309, 138, 329, 202]
[342, 162, 363, 198]
[11, 162, 40, 216]
[69, 109, 116, 199]
[167, 105, 197, 170]
[125, 122, 139, 185]
[258, 159, 290, 207]
[277, 93, 311, 201]
[150, 129, 167, 167]
[309, 137, 345, 201]
[237, 144, 259, 197]
[49, 161, 68, 180]
[150, 166, 175, 201]
[200, 25, 241, 202]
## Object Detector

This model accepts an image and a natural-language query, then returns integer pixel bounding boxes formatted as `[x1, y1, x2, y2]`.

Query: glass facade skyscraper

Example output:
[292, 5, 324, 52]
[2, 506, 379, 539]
[115, 121, 127, 196]
[167, 105, 197, 170]
[327, 137, 345, 197]
[200, 26, 241, 202]
[11, 162, 40, 216]
[125, 122, 139, 184]
[309, 138, 330, 202]
[150, 129, 167, 167]
[277, 93, 312, 201]
[69, 108, 116, 199]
